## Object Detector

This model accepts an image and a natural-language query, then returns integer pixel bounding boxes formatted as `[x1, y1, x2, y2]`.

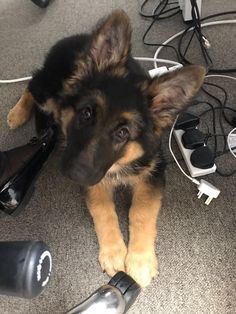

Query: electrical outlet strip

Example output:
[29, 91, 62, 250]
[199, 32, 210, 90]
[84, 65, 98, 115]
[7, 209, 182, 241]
[174, 129, 216, 177]
[178, 0, 202, 21]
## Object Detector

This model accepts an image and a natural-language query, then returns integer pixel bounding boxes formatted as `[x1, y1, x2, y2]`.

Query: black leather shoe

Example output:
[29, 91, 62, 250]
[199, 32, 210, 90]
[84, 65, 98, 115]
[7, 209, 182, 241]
[0, 126, 57, 215]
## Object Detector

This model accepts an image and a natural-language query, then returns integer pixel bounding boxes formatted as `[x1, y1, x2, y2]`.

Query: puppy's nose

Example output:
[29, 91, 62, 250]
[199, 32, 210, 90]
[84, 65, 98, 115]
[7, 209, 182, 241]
[61, 161, 103, 186]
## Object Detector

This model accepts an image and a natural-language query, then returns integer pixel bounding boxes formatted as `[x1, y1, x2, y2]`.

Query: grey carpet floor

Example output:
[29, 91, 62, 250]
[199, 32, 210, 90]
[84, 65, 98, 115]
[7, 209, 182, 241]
[0, 1, 236, 313]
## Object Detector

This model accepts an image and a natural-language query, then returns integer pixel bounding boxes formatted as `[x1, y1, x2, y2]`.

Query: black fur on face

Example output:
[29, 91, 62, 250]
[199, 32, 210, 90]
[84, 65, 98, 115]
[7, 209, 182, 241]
[61, 75, 156, 186]
[29, 10, 206, 187]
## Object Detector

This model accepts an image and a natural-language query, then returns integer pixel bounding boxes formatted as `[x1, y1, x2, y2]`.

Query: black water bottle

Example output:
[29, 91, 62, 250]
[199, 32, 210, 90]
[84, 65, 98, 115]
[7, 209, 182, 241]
[0, 241, 52, 298]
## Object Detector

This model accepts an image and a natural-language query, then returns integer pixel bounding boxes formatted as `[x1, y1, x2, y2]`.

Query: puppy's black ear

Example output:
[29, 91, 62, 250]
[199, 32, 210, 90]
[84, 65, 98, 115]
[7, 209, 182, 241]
[63, 10, 131, 94]
[146, 65, 206, 135]
[89, 9, 131, 72]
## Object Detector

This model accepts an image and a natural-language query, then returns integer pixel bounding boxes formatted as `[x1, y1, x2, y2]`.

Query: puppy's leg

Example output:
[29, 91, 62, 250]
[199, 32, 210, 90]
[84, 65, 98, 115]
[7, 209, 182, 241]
[125, 180, 162, 287]
[7, 90, 34, 129]
[86, 183, 127, 276]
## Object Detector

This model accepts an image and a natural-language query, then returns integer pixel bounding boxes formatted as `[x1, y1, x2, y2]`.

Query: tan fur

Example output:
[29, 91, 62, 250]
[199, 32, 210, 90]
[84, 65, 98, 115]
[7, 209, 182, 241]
[41, 98, 60, 123]
[121, 111, 136, 120]
[63, 60, 128, 96]
[125, 181, 162, 287]
[115, 142, 144, 166]
[63, 59, 89, 95]
[86, 182, 127, 276]
[87, 171, 162, 287]
[107, 142, 144, 181]
[106, 148, 158, 189]
[147, 65, 206, 135]
[110, 66, 128, 77]
[6, 11, 206, 289]
[7, 93, 60, 130]
[90, 10, 131, 72]
[121, 111, 140, 122]
[60, 107, 75, 136]
[62, 10, 131, 94]
[88, 140, 162, 287]
[93, 90, 107, 108]
[7, 91, 34, 129]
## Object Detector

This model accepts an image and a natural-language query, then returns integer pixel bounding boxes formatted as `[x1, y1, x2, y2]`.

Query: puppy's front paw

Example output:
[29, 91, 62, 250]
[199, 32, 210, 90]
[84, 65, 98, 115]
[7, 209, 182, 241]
[99, 242, 127, 277]
[125, 249, 158, 288]
[7, 105, 30, 129]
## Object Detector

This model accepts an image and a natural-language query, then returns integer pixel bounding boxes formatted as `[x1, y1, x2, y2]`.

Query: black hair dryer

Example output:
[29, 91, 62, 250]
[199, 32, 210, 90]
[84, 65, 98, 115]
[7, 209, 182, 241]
[66, 271, 141, 314]
[0, 241, 140, 314]
[0, 241, 52, 298]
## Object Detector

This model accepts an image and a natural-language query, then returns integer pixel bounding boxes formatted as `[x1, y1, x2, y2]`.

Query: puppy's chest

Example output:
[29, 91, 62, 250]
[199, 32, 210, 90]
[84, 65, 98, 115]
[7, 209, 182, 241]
[104, 162, 152, 187]
[104, 169, 135, 187]
[103, 150, 165, 189]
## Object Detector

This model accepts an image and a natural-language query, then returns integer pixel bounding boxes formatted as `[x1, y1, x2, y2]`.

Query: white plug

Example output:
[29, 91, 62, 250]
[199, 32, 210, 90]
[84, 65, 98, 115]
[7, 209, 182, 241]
[202, 36, 211, 49]
[149, 66, 168, 78]
[149, 64, 183, 78]
[197, 179, 220, 205]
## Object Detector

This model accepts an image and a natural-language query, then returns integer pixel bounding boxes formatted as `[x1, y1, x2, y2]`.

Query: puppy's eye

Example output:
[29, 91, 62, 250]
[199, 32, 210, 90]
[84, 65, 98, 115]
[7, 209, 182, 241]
[78, 106, 93, 125]
[115, 126, 129, 143]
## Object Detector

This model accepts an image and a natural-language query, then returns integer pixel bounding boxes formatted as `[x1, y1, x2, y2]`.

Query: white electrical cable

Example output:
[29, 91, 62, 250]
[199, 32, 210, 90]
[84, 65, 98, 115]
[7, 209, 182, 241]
[169, 117, 200, 185]
[205, 75, 236, 81]
[153, 20, 236, 68]
[227, 127, 236, 159]
[0, 77, 32, 84]
[3, 63, 235, 85]
[1, 19, 235, 83]
[0, 58, 181, 84]
[134, 57, 182, 66]
[168, 71, 236, 183]
[2, 70, 236, 84]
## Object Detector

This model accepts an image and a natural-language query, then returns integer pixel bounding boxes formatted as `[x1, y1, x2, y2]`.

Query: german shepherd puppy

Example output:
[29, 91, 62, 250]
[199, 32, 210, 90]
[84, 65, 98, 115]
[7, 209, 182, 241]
[7, 10, 205, 287]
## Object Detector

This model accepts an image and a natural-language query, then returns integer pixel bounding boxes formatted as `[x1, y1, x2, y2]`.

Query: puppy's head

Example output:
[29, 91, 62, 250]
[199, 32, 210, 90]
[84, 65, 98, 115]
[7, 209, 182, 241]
[60, 10, 206, 186]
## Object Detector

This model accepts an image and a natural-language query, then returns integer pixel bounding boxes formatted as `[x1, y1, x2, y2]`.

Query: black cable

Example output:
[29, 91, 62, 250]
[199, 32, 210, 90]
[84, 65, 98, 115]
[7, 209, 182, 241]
[202, 83, 236, 151]
[139, 0, 167, 18]
[204, 82, 236, 126]
[191, 0, 213, 68]
[199, 9, 236, 72]
[187, 72, 236, 174]
[215, 148, 232, 158]
[138, 3, 236, 175]
[198, 106, 236, 117]
[207, 133, 227, 137]
[191, 100, 218, 154]
[167, 113, 236, 176]
[202, 82, 236, 161]
[178, 0, 213, 69]
[201, 84, 229, 152]
[142, 19, 180, 59]
[191, 100, 231, 151]
[140, 2, 236, 72]
[157, 8, 181, 19]
[139, 0, 178, 18]
[191, 100, 236, 176]
[178, 10, 236, 72]
[140, 0, 181, 60]
[182, 28, 196, 57]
